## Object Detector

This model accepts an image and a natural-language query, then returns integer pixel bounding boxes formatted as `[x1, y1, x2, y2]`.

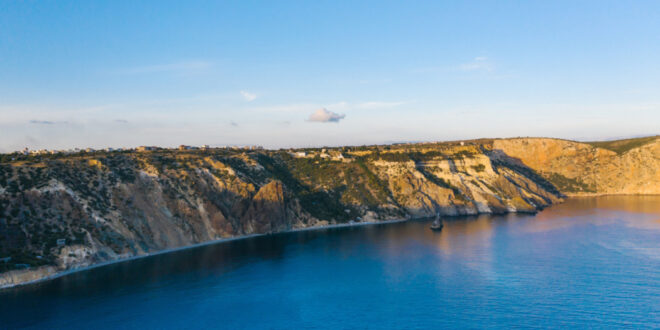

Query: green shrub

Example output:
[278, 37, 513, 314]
[471, 164, 486, 172]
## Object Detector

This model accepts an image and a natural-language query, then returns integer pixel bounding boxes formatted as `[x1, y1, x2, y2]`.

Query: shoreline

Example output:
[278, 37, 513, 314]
[564, 193, 660, 197]
[1, 202, 578, 292]
[4, 199, 592, 292]
[0, 218, 408, 291]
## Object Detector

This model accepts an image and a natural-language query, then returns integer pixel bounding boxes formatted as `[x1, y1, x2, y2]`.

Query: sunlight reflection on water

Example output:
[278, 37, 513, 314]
[2, 196, 660, 328]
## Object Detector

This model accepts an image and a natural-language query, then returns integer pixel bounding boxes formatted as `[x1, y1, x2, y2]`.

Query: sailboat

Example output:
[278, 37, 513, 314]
[430, 213, 443, 231]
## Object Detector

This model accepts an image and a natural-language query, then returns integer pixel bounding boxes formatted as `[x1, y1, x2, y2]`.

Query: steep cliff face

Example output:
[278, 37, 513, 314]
[241, 180, 311, 233]
[370, 152, 560, 217]
[0, 144, 564, 286]
[492, 137, 660, 195]
[3, 137, 656, 287]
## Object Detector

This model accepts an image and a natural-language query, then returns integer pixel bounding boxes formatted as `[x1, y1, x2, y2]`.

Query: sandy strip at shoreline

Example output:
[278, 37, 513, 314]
[0, 218, 409, 290]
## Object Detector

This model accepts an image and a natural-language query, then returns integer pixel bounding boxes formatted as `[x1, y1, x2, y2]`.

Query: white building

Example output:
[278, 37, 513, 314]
[293, 151, 307, 158]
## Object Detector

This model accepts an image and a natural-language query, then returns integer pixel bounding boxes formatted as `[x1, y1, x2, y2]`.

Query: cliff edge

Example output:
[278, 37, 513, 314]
[493, 136, 660, 195]
[1, 136, 657, 288]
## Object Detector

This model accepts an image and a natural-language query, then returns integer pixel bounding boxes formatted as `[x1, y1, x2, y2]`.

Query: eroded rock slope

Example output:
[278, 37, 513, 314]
[5, 137, 636, 287]
[492, 137, 660, 195]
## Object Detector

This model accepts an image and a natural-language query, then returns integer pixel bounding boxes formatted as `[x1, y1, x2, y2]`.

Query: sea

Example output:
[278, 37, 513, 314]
[2, 196, 660, 329]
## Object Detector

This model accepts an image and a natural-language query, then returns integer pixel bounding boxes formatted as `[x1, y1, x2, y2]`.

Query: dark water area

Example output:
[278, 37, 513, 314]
[2, 196, 660, 329]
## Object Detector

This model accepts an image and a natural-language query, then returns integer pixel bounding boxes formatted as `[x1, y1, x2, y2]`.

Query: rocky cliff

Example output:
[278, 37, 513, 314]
[492, 136, 660, 195]
[1, 136, 656, 287]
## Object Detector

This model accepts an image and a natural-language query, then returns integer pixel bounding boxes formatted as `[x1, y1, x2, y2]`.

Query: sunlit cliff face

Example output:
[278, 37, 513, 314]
[493, 137, 660, 195]
[3, 136, 659, 287]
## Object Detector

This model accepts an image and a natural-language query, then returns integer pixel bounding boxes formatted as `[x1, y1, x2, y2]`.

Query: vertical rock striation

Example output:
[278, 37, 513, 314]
[2, 136, 657, 288]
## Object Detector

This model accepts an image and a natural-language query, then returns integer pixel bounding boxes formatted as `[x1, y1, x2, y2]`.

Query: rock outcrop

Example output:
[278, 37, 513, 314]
[1, 136, 657, 288]
[492, 137, 660, 195]
[0, 266, 58, 288]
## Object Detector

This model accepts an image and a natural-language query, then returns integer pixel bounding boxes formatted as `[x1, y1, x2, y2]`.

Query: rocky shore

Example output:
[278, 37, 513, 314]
[2, 136, 658, 289]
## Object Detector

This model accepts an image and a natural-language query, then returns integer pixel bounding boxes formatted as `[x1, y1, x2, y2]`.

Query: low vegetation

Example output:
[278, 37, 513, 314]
[546, 172, 595, 193]
[0, 140, 577, 277]
[586, 136, 658, 155]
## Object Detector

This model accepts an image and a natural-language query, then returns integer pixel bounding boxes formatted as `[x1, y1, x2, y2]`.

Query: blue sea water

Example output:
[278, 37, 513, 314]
[2, 196, 660, 329]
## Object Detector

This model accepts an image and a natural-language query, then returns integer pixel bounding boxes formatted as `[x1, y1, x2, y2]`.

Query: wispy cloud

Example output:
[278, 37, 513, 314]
[308, 108, 345, 123]
[240, 90, 257, 102]
[458, 56, 493, 72]
[29, 120, 55, 125]
[114, 60, 213, 75]
[114, 119, 129, 124]
[29, 120, 69, 125]
[230, 121, 239, 127]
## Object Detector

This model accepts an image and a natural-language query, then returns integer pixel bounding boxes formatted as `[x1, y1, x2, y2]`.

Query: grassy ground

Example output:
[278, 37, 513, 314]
[586, 136, 658, 154]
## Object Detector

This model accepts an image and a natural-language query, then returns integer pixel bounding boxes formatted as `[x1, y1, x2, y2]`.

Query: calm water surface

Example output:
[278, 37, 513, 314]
[2, 196, 660, 329]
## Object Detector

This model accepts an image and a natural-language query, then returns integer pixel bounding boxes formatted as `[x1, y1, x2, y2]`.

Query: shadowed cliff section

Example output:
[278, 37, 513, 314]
[0, 141, 571, 287]
[492, 136, 660, 195]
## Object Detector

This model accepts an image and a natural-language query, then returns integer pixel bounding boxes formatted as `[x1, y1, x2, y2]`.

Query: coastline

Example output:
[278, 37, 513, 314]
[0, 218, 408, 291]
[565, 193, 660, 197]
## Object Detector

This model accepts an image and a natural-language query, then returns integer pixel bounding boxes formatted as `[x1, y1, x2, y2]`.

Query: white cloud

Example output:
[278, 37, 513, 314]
[240, 90, 257, 102]
[307, 108, 346, 123]
[458, 56, 493, 72]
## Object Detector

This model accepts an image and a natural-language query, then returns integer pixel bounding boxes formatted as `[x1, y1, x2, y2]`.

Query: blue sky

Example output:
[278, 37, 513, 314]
[1, 1, 659, 151]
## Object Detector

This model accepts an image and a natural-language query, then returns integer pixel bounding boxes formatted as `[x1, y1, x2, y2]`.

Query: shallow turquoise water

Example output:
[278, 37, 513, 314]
[2, 196, 660, 329]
